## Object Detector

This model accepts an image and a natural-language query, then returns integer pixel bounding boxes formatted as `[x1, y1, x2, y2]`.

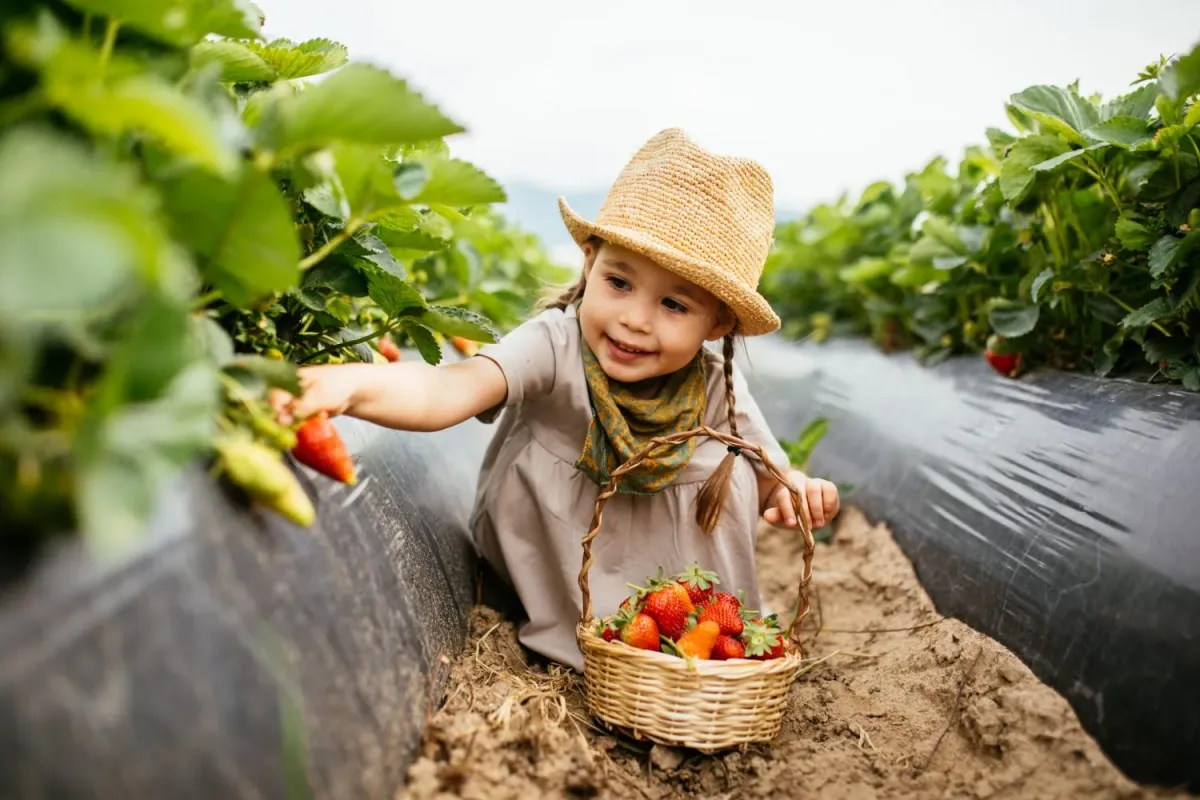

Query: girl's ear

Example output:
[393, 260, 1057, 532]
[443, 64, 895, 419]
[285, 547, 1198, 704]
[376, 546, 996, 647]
[581, 239, 602, 278]
[706, 306, 737, 342]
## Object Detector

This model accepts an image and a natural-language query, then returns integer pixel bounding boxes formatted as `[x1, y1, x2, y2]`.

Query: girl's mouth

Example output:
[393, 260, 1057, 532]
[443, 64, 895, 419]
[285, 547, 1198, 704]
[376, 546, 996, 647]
[605, 335, 654, 362]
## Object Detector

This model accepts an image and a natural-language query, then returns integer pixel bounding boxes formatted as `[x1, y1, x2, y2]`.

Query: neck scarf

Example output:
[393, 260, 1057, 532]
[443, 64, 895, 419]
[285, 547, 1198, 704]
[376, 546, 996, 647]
[575, 327, 707, 495]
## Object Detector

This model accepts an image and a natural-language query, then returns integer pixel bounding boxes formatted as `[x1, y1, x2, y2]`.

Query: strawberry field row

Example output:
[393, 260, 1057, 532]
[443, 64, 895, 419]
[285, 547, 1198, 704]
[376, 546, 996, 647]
[0, 1, 570, 562]
[761, 43, 1200, 389]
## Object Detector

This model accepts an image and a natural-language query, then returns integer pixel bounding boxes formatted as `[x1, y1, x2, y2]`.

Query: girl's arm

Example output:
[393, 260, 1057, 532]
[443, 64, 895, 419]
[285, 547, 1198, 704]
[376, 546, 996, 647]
[272, 356, 509, 433]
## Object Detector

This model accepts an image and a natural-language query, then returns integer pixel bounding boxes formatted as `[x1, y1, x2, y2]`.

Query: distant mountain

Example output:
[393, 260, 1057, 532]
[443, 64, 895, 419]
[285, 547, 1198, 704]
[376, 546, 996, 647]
[496, 182, 800, 255]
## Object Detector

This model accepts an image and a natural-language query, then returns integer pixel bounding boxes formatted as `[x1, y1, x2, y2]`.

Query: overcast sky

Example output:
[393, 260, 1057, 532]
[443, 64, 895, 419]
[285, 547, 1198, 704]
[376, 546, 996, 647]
[261, 1, 1200, 212]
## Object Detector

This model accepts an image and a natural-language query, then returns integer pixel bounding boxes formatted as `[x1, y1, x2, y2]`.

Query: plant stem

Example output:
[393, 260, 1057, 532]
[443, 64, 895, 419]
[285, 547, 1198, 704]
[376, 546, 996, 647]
[98, 19, 120, 76]
[1103, 291, 1172, 336]
[298, 219, 362, 271]
[1076, 158, 1124, 213]
[193, 289, 223, 310]
[1189, 134, 1200, 167]
[300, 320, 396, 363]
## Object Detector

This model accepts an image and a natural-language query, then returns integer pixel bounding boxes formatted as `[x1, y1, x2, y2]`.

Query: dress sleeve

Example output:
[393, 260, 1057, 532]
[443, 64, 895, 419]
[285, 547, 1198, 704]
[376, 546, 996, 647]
[729, 361, 792, 476]
[472, 308, 565, 423]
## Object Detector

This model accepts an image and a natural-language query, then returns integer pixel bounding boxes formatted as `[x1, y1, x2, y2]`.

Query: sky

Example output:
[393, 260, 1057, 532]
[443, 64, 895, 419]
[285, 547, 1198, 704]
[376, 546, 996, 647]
[259, 1, 1200, 215]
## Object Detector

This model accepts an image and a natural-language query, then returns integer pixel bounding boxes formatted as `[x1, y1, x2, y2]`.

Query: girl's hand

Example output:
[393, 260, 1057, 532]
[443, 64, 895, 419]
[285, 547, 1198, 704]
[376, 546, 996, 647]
[268, 364, 355, 426]
[761, 470, 840, 531]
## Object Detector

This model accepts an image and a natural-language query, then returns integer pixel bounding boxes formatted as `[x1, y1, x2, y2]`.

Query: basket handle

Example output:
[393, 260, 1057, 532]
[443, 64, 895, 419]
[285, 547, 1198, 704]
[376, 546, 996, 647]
[577, 424, 815, 648]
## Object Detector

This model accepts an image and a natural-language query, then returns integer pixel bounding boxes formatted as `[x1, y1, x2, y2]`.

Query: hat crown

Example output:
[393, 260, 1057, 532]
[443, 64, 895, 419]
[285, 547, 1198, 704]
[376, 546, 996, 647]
[595, 129, 775, 288]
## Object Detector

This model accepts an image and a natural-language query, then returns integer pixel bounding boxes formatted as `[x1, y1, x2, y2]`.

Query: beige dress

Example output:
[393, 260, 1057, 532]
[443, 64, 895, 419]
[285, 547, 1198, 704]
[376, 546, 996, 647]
[469, 304, 791, 671]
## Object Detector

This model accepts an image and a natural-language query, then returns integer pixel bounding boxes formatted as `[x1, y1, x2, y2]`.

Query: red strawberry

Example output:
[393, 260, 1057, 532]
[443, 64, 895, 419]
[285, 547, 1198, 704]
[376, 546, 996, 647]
[676, 563, 720, 606]
[712, 634, 746, 661]
[985, 334, 1021, 377]
[378, 336, 401, 362]
[291, 411, 357, 485]
[620, 612, 660, 651]
[743, 616, 786, 661]
[642, 575, 696, 640]
[698, 596, 744, 637]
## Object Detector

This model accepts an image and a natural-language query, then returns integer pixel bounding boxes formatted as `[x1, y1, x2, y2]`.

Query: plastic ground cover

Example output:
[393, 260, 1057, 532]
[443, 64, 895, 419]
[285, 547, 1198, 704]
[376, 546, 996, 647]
[0, 412, 490, 799]
[739, 335, 1200, 792]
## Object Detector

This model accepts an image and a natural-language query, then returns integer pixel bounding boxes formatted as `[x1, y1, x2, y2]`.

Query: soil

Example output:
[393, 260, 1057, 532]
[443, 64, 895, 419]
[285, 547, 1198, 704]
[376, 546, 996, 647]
[397, 508, 1193, 800]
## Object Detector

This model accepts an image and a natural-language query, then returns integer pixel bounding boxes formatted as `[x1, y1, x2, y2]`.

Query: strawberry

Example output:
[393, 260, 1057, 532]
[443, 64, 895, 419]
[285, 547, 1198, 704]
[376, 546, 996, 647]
[743, 616, 786, 661]
[217, 438, 315, 526]
[378, 336, 401, 363]
[698, 596, 744, 637]
[676, 562, 720, 606]
[291, 411, 357, 485]
[450, 336, 480, 357]
[676, 620, 720, 659]
[642, 573, 695, 640]
[985, 334, 1021, 378]
[596, 615, 620, 641]
[712, 634, 746, 661]
[620, 612, 660, 651]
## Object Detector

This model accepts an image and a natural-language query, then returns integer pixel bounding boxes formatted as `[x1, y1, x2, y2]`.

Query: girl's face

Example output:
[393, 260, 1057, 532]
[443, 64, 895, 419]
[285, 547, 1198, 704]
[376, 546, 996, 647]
[578, 242, 734, 384]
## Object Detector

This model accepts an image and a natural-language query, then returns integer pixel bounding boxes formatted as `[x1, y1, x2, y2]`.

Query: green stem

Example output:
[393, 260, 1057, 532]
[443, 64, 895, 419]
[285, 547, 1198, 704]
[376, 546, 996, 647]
[1189, 134, 1200, 166]
[193, 289, 223, 310]
[298, 219, 362, 271]
[98, 19, 120, 76]
[1040, 205, 1064, 267]
[1076, 158, 1124, 213]
[1103, 291, 1172, 336]
[300, 320, 397, 364]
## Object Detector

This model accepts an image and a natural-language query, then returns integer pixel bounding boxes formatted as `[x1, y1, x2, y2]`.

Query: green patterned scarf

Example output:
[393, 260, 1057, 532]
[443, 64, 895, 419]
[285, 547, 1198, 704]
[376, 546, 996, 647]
[575, 330, 708, 495]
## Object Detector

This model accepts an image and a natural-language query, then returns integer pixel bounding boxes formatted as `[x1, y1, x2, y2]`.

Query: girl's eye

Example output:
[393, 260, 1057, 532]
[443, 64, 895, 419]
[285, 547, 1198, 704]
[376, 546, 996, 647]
[606, 276, 630, 291]
[663, 297, 688, 313]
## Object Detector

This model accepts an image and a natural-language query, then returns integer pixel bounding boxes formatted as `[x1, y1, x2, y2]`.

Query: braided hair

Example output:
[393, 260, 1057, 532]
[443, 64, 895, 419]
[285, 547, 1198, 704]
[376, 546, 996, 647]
[694, 332, 740, 535]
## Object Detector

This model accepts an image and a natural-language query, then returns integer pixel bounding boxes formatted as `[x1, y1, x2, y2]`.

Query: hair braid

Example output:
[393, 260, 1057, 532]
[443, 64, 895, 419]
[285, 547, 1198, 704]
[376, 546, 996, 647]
[695, 333, 740, 535]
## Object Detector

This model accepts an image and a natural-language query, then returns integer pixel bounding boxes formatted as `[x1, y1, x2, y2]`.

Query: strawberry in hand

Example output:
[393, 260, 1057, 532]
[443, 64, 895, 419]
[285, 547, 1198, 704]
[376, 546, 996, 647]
[291, 411, 357, 485]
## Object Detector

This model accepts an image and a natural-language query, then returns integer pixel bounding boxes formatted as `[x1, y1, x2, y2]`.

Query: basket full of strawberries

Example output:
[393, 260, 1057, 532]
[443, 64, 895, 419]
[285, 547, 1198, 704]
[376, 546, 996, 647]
[574, 426, 816, 753]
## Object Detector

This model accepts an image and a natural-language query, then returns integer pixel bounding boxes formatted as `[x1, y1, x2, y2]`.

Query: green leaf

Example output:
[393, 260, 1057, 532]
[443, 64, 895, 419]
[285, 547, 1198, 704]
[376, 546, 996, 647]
[416, 305, 499, 342]
[1149, 235, 1184, 277]
[1030, 146, 1098, 173]
[401, 321, 442, 365]
[1030, 268, 1054, 302]
[373, 205, 423, 232]
[362, 264, 426, 316]
[52, 75, 235, 176]
[376, 212, 453, 252]
[243, 37, 348, 79]
[76, 362, 219, 559]
[1115, 216, 1159, 250]
[62, 0, 260, 46]
[1183, 368, 1200, 392]
[194, 315, 235, 365]
[1185, 102, 1200, 130]
[921, 216, 968, 255]
[1092, 331, 1125, 377]
[1166, 180, 1200, 228]
[189, 40, 276, 82]
[225, 355, 301, 395]
[404, 158, 507, 206]
[356, 234, 407, 278]
[987, 299, 1040, 337]
[890, 264, 951, 288]
[0, 127, 175, 321]
[1008, 85, 1100, 145]
[838, 258, 893, 283]
[1100, 83, 1159, 121]
[986, 127, 1017, 150]
[302, 259, 368, 296]
[160, 166, 300, 308]
[1119, 297, 1172, 329]
[1159, 43, 1200, 102]
[329, 142, 403, 219]
[1000, 135, 1071, 203]
[1083, 116, 1154, 148]
[276, 64, 464, 152]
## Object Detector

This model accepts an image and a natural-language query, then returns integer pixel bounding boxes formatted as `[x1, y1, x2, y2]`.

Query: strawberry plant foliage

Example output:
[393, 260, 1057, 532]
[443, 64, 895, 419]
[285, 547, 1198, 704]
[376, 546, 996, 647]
[763, 40, 1200, 388]
[0, 1, 569, 562]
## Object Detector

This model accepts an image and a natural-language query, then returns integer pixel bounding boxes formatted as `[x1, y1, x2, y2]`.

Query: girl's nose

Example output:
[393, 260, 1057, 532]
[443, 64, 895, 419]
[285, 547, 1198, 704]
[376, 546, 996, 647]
[619, 305, 653, 333]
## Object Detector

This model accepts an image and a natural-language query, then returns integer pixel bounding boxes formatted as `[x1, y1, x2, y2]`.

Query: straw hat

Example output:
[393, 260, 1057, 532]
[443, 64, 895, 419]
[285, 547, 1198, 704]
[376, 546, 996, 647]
[558, 128, 780, 336]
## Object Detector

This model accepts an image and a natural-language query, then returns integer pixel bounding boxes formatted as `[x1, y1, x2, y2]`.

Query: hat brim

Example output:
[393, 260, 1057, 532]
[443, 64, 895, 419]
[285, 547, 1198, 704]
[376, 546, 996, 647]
[558, 197, 780, 337]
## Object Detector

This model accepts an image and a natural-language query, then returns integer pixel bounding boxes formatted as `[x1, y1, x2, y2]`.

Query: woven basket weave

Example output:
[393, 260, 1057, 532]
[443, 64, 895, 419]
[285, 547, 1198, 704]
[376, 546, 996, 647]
[575, 425, 816, 752]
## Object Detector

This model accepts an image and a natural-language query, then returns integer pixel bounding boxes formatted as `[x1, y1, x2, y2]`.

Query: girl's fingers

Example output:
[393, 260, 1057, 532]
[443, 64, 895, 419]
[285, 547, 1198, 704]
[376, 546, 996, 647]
[776, 485, 797, 527]
[823, 480, 841, 520]
[762, 506, 780, 524]
[806, 481, 826, 529]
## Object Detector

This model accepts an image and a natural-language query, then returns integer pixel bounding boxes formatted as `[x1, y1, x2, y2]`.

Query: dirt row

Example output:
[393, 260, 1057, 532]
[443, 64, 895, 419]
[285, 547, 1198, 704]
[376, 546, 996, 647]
[397, 508, 1190, 800]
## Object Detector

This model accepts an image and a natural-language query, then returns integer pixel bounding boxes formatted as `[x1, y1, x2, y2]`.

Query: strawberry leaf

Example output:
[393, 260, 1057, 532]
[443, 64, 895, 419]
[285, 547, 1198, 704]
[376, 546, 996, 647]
[276, 64, 464, 152]
[1000, 135, 1071, 204]
[243, 37, 348, 80]
[401, 321, 442, 365]
[405, 157, 507, 207]
[987, 299, 1040, 338]
[1119, 297, 1172, 330]
[416, 305, 499, 343]
[1159, 43, 1200, 102]
[1009, 85, 1100, 145]
[189, 40, 276, 83]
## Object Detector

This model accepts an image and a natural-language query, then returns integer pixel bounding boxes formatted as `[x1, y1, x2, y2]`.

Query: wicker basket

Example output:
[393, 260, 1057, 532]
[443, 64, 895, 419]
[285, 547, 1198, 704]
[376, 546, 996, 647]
[575, 425, 816, 752]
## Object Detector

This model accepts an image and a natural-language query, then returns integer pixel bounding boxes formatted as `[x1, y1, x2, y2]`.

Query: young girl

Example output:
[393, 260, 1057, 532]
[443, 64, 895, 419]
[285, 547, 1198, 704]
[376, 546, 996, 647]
[272, 128, 840, 671]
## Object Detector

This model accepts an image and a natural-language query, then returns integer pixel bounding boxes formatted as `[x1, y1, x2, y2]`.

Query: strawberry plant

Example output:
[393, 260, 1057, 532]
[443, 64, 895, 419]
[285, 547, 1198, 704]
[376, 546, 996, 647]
[0, 0, 565, 564]
[763, 40, 1200, 389]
